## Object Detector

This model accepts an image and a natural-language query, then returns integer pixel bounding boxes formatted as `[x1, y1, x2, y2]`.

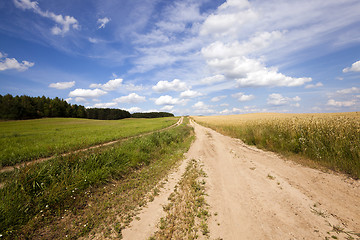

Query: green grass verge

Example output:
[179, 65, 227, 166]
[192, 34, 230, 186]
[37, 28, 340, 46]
[0, 120, 192, 239]
[0, 117, 178, 167]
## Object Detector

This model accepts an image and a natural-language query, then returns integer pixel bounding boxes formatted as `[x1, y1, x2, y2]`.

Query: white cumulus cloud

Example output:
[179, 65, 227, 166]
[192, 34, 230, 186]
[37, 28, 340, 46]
[180, 90, 202, 98]
[200, 0, 256, 37]
[202, 31, 283, 59]
[267, 93, 301, 106]
[205, 55, 311, 87]
[49, 81, 75, 90]
[113, 93, 146, 103]
[75, 97, 88, 103]
[69, 88, 107, 98]
[327, 99, 356, 107]
[232, 92, 255, 102]
[161, 105, 174, 111]
[90, 78, 123, 91]
[237, 67, 311, 87]
[193, 101, 206, 109]
[93, 102, 118, 108]
[211, 95, 227, 102]
[336, 87, 360, 94]
[305, 82, 323, 89]
[124, 83, 144, 91]
[154, 95, 186, 105]
[0, 52, 34, 71]
[126, 107, 142, 113]
[152, 79, 188, 92]
[192, 101, 216, 114]
[343, 60, 360, 73]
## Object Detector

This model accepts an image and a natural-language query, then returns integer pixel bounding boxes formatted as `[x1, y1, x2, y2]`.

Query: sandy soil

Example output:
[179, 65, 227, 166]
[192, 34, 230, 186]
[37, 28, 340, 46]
[193, 120, 360, 239]
[121, 150, 189, 239]
[122, 119, 360, 239]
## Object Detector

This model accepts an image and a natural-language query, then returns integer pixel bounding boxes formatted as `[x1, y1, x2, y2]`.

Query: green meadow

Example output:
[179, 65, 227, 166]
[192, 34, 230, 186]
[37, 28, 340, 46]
[0, 118, 193, 238]
[0, 117, 178, 167]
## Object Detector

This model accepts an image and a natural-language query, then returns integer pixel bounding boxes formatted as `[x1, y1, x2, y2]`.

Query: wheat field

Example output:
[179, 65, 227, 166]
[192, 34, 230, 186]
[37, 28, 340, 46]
[193, 112, 360, 179]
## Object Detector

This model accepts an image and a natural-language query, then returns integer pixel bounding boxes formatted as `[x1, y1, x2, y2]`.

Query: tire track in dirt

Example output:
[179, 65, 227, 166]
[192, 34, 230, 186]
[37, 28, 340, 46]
[121, 152, 190, 239]
[94, 118, 359, 239]
[0, 117, 183, 174]
[120, 118, 204, 240]
[191, 120, 360, 239]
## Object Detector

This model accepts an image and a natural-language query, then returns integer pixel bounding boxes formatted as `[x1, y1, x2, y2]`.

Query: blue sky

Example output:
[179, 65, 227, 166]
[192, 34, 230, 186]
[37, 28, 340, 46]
[0, 0, 359, 115]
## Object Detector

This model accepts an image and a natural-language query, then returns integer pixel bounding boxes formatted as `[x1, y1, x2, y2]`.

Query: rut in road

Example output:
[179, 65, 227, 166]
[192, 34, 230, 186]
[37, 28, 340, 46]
[121, 119, 360, 239]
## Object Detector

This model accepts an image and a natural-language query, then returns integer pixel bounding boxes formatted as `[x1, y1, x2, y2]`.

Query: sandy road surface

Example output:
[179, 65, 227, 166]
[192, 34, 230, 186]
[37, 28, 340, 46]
[123, 119, 359, 239]
[192, 120, 360, 239]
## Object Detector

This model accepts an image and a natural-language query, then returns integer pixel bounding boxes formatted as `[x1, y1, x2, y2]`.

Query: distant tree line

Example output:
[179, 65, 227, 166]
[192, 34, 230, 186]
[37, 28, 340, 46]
[0, 94, 174, 120]
[131, 112, 174, 118]
[0, 94, 87, 120]
[86, 108, 131, 120]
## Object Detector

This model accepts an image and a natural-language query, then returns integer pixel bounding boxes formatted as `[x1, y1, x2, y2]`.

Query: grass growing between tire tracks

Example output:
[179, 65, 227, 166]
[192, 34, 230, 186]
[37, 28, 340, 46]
[0, 118, 193, 239]
[150, 159, 210, 240]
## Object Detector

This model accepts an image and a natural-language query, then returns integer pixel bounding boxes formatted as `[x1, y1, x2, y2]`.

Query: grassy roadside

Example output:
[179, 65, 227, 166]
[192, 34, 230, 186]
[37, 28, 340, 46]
[150, 159, 209, 240]
[0, 118, 193, 239]
[0, 117, 178, 167]
[193, 113, 360, 179]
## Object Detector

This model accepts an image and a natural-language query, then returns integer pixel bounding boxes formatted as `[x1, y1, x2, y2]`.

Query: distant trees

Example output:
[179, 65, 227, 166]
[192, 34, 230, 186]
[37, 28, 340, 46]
[0, 94, 86, 120]
[86, 108, 131, 120]
[131, 112, 174, 118]
[0, 94, 174, 120]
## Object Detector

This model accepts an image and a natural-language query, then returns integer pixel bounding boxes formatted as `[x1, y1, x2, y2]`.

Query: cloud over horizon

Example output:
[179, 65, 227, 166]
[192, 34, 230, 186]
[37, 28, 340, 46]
[69, 88, 107, 98]
[49, 81, 75, 90]
[2, 0, 360, 114]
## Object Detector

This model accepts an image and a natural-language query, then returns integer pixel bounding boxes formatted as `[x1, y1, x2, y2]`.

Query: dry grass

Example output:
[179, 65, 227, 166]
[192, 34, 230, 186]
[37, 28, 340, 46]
[193, 112, 360, 179]
[150, 159, 209, 240]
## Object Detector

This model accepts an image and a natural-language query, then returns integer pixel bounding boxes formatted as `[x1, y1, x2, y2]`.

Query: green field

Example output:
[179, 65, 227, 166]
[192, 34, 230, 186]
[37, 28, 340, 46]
[193, 112, 360, 179]
[0, 118, 193, 238]
[0, 117, 178, 167]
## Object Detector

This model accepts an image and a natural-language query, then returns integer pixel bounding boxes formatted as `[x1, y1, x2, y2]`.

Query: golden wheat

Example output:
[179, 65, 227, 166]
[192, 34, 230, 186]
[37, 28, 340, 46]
[193, 112, 360, 179]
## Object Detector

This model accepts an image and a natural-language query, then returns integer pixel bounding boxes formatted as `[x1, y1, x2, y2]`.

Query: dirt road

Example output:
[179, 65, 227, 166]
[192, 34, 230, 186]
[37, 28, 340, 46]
[123, 119, 360, 239]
